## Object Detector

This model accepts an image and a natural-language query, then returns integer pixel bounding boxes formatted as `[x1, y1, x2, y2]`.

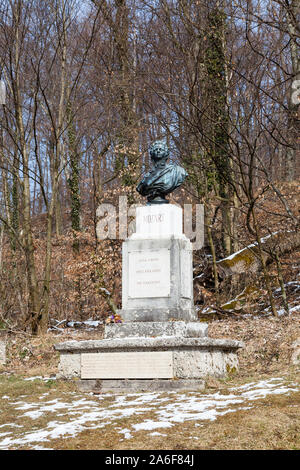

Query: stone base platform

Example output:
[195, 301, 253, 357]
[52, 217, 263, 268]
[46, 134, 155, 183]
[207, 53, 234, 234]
[54, 327, 244, 391]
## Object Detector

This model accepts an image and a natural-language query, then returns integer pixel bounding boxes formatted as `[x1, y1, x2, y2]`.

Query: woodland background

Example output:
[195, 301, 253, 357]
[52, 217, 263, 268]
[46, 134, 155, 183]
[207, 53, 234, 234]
[0, 0, 299, 335]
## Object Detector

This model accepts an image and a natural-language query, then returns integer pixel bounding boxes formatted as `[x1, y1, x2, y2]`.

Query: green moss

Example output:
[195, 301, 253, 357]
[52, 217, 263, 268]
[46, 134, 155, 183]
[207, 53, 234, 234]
[226, 364, 237, 376]
[221, 300, 239, 310]
[222, 248, 257, 269]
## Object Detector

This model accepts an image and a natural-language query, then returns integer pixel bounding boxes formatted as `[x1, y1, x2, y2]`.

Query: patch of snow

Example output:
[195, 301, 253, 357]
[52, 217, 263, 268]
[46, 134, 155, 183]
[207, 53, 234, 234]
[0, 423, 22, 429]
[222, 243, 257, 261]
[274, 281, 300, 294]
[290, 305, 300, 313]
[98, 287, 111, 296]
[65, 320, 103, 328]
[194, 273, 204, 280]
[118, 428, 133, 439]
[277, 308, 287, 316]
[24, 376, 56, 382]
[0, 377, 298, 450]
[132, 420, 173, 431]
[0, 432, 12, 438]
[220, 232, 281, 262]
[286, 281, 300, 287]
[84, 320, 102, 327]
[24, 376, 43, 381]
[32, 445, 54, 450]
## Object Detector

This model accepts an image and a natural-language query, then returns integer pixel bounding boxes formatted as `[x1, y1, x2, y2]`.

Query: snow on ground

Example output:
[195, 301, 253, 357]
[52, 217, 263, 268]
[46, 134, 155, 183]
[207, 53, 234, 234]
[0, 376, 298, 450]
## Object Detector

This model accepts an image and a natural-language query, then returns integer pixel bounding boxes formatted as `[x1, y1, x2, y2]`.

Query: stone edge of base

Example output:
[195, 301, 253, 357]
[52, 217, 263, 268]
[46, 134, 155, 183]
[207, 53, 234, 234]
[54, 336, 245, 352]
[76, 378, 206, 392]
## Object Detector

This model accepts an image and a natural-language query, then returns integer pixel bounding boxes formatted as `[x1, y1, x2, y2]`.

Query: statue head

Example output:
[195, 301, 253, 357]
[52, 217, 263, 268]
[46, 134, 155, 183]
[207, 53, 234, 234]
[149, 140, 169, 162]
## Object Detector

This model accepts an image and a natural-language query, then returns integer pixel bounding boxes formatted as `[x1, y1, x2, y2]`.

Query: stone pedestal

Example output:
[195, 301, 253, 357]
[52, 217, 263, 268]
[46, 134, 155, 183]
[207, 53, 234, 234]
[55, 204, 244, 391]
[120, 204, 195, 322]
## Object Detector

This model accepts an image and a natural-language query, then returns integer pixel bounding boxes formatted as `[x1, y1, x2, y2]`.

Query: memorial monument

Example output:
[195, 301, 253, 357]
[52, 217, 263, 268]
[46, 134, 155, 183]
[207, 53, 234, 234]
[55, 141, 243, 392]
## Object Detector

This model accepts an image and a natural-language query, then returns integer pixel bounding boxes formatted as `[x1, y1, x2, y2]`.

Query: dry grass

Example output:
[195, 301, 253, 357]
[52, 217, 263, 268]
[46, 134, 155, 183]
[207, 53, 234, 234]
[0, 314, 299, 450]
[49, 396, 300, 450]
[208, 315, 300, 377]
[0, 373, 299, 450]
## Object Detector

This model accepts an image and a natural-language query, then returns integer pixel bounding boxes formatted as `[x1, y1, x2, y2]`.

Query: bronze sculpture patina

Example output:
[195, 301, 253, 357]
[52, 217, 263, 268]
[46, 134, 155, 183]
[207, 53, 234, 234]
[136, 140, 188, 204]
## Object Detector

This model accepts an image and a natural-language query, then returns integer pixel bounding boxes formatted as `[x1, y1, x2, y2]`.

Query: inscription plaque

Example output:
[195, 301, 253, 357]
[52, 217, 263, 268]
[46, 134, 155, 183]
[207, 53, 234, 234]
[81, 351, 173, 379]
[128, 248, 170, 298]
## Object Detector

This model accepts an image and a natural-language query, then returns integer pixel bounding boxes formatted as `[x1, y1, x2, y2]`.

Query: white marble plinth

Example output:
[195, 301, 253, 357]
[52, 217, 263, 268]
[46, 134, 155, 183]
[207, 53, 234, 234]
[132, 204, 183, 239]
[121, 236, 195, 321]
[120, 204, 195, 322]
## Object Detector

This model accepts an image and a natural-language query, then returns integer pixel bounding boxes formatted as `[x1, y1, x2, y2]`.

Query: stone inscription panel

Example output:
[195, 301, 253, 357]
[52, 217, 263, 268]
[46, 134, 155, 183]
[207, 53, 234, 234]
[81, 351, 173, 379]
[143, 212, 165, 225]
[128, 248, 170, 298]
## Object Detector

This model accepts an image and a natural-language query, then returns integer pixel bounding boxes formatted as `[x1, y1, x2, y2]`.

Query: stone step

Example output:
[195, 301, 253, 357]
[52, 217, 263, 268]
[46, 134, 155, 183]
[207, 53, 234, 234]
[104, 321, 208, 339]
[77, 378, 206, 393]
[117, 308, 198, 323]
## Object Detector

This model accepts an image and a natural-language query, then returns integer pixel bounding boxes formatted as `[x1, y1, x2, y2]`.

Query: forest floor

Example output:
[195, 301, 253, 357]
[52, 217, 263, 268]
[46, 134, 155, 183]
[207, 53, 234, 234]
[0, 311, 299, 451]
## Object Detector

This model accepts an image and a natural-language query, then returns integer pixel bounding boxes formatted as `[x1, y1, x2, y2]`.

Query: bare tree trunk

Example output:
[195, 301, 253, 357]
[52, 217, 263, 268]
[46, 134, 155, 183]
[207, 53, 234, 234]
[204, 3, 233, 257]
[275, 249, 289, 315]
[13, 3, 41, 333]
[251, 209, 278, 317]
[39, 0, 69, 331]
[0, 225, 4, 271]
[66, 100, 81, 252]
[286, 0, 300, 181]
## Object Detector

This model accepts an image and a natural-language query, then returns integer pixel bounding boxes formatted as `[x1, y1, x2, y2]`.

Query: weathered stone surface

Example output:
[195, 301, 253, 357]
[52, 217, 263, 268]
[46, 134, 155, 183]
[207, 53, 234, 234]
[54, 336, 244, 353]
[57, 352, 81, 379]
[173, 350, 239, 379]
[104, 321, 208, 339]
[77, 378, 205, 393]
[118, 308, 197, 323]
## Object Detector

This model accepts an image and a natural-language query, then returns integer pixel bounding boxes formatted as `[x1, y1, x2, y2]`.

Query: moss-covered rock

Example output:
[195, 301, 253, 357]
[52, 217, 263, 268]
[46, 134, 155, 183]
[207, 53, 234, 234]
[217, 231, 300, 277]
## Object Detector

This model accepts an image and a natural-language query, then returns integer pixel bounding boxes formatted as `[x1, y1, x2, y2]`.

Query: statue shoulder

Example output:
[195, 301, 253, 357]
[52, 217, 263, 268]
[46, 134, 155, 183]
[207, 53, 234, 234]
[169, 163, 188, 178]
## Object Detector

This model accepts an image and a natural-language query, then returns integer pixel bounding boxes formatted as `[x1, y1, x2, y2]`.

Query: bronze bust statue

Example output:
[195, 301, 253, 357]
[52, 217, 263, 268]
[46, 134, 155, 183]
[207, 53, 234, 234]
[136, 140, 188, 204]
